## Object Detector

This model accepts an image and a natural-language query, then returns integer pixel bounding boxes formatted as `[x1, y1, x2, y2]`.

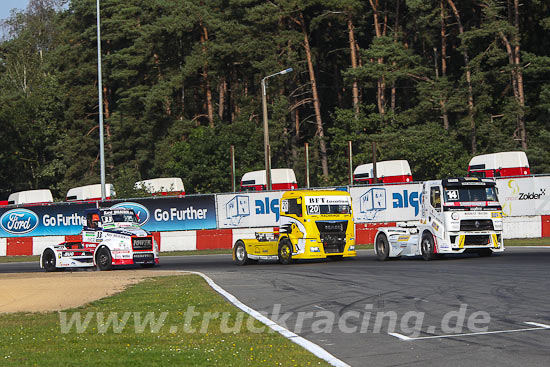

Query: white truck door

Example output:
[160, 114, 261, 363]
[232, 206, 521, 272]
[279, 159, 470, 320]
[428, 185, 444, 240]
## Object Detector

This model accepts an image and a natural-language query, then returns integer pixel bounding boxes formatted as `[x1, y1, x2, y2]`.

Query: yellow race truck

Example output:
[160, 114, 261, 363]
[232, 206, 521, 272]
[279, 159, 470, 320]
[233, 190, 356, 265]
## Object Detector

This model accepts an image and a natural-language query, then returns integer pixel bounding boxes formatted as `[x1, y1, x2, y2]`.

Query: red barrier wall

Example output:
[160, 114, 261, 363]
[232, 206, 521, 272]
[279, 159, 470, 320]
[7, 237, 33, 256]
[196, 229, 233, 250]
[355, 222, 396, 245]
[542, 215, 550, 238]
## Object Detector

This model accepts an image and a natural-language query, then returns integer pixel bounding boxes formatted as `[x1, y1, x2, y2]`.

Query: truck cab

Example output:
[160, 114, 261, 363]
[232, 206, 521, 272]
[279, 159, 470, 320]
[66, 184, 116, 201]
[134, 177, 185, 196]
[353, 160, 413, 185]
[467, 151, 530, 178]
[375, 177, 504, 260]
[40, 208, 159, 271]
[240, 169, 298, 191]
[233, 190, 356, 265]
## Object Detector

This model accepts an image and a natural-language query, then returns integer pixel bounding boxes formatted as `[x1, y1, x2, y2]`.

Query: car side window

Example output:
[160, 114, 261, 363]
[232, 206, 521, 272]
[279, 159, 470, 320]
[286, 198, 303, 217]
[430, 187, 441, 211]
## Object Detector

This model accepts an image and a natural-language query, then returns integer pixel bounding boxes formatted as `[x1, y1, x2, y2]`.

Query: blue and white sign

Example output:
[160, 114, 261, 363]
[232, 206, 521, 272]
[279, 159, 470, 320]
[0, 209, 40, 235]
[111, 202, 150, 225]
[350, 183, 423, 223]
[217, 192, 284, 228]
[0, 195, 217, 237]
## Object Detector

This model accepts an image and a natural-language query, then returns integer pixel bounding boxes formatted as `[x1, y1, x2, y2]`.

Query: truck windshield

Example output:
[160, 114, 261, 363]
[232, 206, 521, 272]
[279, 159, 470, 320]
[444, 186, 498, 203]
[104, 213, 138, 224]
[305, 195, 352, 215]
[307, 204, 351, 215]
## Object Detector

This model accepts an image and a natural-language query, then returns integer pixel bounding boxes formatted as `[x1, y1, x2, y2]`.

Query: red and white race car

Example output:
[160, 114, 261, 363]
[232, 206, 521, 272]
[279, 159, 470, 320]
[40, 208, 159, 271]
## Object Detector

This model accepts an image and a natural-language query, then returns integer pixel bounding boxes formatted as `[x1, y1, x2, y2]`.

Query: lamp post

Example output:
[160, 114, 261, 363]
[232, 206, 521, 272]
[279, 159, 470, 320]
[261, 67, 293, 190]
[96, 0, 106, 200]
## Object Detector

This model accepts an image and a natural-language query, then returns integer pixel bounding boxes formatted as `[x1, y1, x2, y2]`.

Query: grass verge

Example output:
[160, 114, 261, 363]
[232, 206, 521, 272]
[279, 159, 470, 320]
[0, 275, 330, 367]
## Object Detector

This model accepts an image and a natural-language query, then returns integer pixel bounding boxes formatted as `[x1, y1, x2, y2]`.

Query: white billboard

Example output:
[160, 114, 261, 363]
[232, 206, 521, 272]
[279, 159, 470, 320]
[496, 176, 550, 216]
[350, 183, 423, 223]
[217, 192, 283, 228]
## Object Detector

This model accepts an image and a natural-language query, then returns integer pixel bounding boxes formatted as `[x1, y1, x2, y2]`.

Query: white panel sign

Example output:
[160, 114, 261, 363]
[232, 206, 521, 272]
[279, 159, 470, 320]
[496, 176, 550, 216]
[350, 183, 423, 223]
[217, 192, 283, 228]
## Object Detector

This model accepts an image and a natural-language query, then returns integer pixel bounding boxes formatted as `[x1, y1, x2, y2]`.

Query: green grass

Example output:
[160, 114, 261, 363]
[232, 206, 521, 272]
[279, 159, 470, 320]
[0, 255, 40, 263]
[355, 244, 374, 250]
[160, 249, 232, 256]
[504, 237, 550, 246]
[0, 275, 330, 367]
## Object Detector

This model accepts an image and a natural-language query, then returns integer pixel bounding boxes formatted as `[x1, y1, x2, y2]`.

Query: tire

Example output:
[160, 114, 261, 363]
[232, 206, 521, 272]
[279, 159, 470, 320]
[478, 249, 493, 257]
[42, 249, 57, 272]
[234, 240, 253, 266]
[421, 233, 436, 261]
[278, 238, 293, 265]
[376, 234, 390, 261]
[96, 247, 113, 271]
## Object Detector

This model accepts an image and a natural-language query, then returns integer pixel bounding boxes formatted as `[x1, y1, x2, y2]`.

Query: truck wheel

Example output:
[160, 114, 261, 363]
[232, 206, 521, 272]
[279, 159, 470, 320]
[42, 249, 57, 272]
[376, 234, 390, 261]
[96, 247, 113, 271]
[278, 239, 293, 265]
[234, 240, 254, 266]
[421, 233, 436, 261]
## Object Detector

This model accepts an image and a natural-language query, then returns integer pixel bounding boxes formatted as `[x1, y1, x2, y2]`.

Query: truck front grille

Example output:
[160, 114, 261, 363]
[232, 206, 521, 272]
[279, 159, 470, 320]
[464, 235, 491, 246]
[133, 253, 154, 263]
[132, 237, 153, 251]
[460, 220, 494, 231]
[316, 221, 348, 233]
[316, 221, 348, 253]
[320, 233, 346, 253]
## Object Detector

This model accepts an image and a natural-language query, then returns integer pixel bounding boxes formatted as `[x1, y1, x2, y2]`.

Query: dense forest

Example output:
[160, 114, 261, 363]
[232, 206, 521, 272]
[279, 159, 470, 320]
[1, 0, 550, 200]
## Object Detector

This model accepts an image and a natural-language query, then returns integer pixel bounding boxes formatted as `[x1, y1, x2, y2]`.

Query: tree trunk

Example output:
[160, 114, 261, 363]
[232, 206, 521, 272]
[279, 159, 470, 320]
[219, 77, 227, 120]
[153, 53, 172, 116]
[300, 12, 329, 181]
[199, 20, 214, 128]
[347, 15, 360, 118]
[447, 0, 476, 153]
[369, 0, 386, 122]
[439, 0, 449, 130]
[513, 0, 527, 149]
[391, 0, 400, 115]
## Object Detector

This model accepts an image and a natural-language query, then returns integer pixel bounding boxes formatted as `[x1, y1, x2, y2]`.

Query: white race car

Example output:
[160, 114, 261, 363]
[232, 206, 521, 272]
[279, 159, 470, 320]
[41, 208, 159, 271]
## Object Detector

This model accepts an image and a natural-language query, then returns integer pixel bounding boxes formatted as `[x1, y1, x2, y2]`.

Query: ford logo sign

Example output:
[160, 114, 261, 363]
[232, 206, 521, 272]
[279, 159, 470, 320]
[0, 209, 39, 234]
[111, 202, 150, 225]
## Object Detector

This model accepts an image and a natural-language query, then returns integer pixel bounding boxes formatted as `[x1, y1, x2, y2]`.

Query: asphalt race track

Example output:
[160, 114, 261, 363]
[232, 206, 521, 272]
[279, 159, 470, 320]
[2, 247, 550, 367]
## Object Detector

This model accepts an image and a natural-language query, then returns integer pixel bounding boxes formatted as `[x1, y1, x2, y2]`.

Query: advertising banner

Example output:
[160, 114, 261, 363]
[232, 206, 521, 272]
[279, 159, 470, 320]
[0, 195, 216, 237]
[0, 203, 95, 237]
[350, 184, 423, 223]
[217, 192, 284, 228]
[496, 176, 550, 216]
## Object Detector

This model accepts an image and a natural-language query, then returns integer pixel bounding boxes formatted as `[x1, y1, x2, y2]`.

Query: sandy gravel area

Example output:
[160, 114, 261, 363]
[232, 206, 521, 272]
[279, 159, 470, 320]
[0, 270, 184, 313]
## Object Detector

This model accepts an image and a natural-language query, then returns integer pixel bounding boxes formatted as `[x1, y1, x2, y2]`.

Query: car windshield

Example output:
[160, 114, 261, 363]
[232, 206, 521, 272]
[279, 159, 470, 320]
[103, 213, 138, 224]
[444, 186, 498, 202]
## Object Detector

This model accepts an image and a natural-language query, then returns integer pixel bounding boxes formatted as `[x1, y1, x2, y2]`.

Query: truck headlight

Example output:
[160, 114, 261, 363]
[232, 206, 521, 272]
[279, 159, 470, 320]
[310, 246, 320, 253]
[348, 245, 355, 251]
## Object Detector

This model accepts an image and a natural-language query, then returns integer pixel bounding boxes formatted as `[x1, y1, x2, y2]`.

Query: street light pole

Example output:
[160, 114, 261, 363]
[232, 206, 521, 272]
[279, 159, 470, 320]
[261, 67, 293, 191]
[96, 0, 106, 200]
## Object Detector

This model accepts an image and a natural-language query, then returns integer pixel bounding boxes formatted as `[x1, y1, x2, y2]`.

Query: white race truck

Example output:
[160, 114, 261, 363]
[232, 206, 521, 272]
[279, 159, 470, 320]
[40, 208, 159, 271]
[374, 177, 504, 260]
